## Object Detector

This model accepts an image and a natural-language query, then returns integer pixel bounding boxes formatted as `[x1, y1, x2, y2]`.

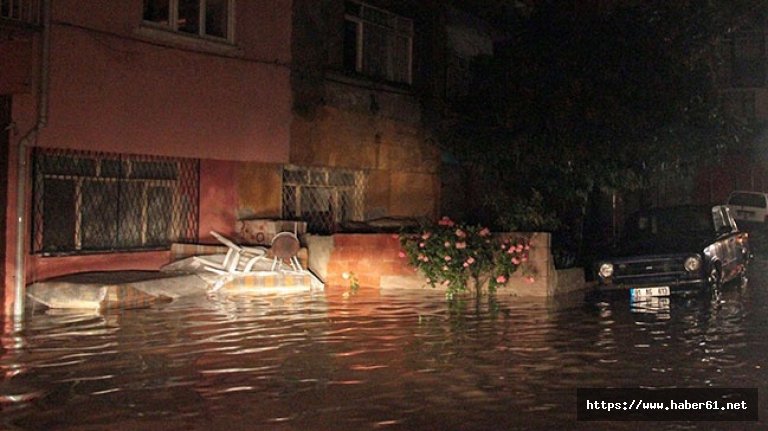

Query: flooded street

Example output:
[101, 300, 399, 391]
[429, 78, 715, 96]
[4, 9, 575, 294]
[2, 261, 768, 430]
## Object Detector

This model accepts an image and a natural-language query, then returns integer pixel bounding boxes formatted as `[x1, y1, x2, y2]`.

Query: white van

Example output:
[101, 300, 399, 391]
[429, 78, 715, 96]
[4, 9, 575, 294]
[727, 190, 768, 226]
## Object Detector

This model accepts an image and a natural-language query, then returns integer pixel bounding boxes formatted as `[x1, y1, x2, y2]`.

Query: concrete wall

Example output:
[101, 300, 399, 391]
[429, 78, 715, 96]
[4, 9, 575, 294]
[310, 232, 588, 299]
[290, 0, 443, 221]
[291, 103, 441, 219]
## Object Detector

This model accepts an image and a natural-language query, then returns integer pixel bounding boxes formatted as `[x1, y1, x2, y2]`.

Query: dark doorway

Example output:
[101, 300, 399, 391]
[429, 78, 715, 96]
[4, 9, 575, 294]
[0, 95, 10, 294]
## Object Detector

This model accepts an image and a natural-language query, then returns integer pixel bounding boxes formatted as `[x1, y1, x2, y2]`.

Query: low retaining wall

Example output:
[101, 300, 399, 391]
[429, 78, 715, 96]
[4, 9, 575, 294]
[307, 232, 587, 298]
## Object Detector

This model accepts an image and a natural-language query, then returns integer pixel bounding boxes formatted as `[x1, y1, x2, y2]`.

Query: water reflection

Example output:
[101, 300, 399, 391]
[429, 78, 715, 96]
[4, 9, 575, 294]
[0, 273, 766, 430]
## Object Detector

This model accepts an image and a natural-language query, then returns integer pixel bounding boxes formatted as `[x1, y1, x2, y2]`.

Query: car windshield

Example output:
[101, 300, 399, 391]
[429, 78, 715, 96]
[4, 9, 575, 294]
[625, 207, 713, 239]
[728, 192, 766, 208]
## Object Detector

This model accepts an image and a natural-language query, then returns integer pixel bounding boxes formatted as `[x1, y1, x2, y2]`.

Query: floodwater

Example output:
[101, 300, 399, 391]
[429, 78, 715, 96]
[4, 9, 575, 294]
[2, 263, 768, 430]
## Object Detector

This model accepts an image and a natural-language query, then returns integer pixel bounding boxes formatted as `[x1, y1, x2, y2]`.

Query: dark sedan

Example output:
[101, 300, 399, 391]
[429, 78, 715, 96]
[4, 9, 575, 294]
[592, 205, 751, 299]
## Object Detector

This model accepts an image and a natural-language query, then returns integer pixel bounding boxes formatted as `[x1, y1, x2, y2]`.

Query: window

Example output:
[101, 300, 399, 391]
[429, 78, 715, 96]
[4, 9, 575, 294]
[143, 0, 234, 41]
[282, 166, 366, 234]
[32, 148, 200, 254]
[343, 0, 413, 84]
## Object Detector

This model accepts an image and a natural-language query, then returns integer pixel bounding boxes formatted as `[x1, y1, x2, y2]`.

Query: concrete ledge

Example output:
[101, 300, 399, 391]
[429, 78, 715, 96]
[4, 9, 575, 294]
[309, 232, 590, 299]
[26, 271, 207, 311]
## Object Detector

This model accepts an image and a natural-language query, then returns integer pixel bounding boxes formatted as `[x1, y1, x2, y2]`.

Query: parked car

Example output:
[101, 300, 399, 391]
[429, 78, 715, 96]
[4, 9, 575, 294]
[592, 205, 750, 299]
[727, 190, 768, 228]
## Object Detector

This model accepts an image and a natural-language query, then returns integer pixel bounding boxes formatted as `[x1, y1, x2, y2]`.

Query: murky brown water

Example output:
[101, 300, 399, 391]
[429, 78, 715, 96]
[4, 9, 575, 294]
[2, 262, 768, 430]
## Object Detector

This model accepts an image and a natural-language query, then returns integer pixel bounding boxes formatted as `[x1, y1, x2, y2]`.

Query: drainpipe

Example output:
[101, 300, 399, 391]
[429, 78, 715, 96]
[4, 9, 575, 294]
[13, 0, 51, 320]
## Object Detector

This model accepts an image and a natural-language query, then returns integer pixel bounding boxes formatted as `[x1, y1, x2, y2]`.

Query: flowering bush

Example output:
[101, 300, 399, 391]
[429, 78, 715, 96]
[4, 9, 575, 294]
[399, 216, 533, 298]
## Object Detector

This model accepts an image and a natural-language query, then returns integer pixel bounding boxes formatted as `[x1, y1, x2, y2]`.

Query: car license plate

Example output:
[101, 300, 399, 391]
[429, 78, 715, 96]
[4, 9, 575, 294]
[630, 286, 670, 299]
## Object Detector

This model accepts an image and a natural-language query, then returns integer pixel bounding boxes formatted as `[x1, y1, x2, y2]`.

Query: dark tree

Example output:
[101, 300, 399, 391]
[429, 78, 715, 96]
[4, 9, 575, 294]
[438, 0, 766, 264]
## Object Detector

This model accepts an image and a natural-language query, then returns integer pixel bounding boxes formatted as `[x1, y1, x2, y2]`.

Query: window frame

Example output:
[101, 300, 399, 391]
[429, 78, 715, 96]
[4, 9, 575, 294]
[344, 0, 414, 85]
[142, 0, 236, 44]
[282, 165, 366, 234]
[32, 149, 200, 255]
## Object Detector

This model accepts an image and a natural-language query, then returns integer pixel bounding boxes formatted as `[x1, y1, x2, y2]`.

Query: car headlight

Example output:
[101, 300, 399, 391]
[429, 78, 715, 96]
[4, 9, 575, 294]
[598, 263, 614, 279]
[684, 255, 702, 272]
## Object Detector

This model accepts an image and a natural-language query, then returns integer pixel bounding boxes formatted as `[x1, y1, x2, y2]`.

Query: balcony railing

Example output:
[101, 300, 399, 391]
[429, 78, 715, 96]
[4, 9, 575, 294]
[1, 0, 40, 26]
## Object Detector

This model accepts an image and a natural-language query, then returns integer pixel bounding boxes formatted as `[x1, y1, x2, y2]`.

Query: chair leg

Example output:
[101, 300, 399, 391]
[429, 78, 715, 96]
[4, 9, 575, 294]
[291, 257, 303, 272]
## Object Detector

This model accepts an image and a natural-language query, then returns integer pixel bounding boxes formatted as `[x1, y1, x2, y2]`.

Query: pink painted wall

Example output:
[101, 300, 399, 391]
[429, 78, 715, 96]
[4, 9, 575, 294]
[37, 0, 292, 162]
[0, 38, 34, 95]
[199, 159, 240, 241]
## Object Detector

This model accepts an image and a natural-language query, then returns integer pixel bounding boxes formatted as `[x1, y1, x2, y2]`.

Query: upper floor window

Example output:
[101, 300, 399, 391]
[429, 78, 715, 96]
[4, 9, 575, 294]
[1, 0, 40, 25]
[143, 0, 234, 42]
[344, 0, 413, 85]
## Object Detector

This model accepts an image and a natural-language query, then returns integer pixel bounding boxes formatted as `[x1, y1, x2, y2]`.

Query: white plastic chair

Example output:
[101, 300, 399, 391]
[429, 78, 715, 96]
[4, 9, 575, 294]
[194, 231, 267, 275]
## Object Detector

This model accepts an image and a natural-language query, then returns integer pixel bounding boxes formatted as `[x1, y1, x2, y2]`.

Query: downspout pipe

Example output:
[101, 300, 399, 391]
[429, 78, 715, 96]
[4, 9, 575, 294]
[13, 0, 51, 320]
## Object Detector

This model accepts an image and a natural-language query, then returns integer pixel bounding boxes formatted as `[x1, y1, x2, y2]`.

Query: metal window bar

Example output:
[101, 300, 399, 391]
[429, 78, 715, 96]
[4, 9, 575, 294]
[0, 0, 40, 25]
[282, 166, 366, 234]
[32, 148, 199, 254]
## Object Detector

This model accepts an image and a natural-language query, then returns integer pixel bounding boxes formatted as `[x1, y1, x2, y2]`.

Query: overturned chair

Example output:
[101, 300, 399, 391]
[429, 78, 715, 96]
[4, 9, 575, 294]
[194, 230, 268, 275]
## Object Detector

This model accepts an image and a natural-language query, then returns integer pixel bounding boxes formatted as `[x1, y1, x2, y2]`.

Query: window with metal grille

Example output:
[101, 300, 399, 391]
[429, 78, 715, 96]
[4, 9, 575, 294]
[344, 0, 413, 85]
[282, 166, 366, 234]
[32, 148, 199, 254]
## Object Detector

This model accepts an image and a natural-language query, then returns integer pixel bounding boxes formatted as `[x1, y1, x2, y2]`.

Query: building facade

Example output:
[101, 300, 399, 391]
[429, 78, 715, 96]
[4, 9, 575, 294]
[1, 0, 493, 314]
[1, 0, 293, 314]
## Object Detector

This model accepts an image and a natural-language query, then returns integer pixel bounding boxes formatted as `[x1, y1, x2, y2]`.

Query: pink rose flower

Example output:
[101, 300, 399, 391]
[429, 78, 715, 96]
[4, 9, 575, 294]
[466, 257, 475, 264]
[419, 242, 426, 248]
[496, 275, 507, 284]
[444, 255, 452, 261]
[525, 275, 535, 284]
[438, 216, 455, 227]
[444, 241, 451, 247]
[455, 229, 466, 238]
[455, 241, 466, 249]
[421, 232, 432, 240]
[511, 257, 521, 265]
[479, 227, 491, 237]
[398, 251, 406, 258]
